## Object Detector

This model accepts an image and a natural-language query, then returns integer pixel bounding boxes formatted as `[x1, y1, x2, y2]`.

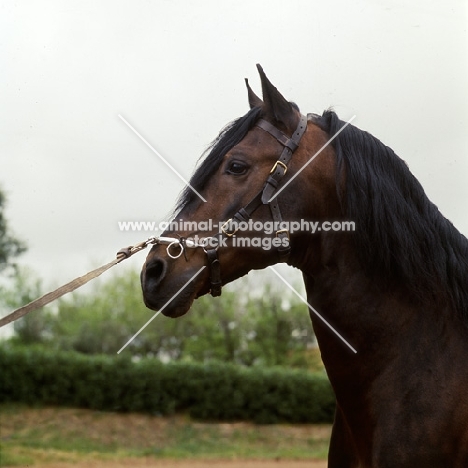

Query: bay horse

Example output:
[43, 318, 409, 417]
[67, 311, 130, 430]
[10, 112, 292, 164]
[141, 64, 468, 466]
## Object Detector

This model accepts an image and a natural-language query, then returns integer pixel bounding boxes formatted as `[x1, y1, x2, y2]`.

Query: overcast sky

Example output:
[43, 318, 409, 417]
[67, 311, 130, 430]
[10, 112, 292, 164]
[1, 1, 467, 297]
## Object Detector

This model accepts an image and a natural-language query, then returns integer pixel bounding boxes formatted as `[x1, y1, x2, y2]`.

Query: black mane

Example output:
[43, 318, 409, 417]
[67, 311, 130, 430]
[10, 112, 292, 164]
[174, 107, 262, 215]
[318, 110, 468, 319]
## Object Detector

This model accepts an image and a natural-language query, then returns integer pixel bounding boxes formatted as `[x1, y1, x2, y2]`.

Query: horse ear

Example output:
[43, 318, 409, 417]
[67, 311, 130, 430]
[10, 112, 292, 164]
[245, 78, 263, 109]
[256, 64, 297, 130]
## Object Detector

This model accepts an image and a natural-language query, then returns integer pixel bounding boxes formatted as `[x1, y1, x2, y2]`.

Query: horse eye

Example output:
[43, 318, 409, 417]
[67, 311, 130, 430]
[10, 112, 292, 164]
[226, 161, 249, 175]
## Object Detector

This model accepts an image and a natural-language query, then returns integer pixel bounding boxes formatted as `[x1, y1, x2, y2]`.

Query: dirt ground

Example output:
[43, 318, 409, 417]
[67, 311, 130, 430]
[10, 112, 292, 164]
[36, 460, 327, 468]
[2, 407, 330, 467]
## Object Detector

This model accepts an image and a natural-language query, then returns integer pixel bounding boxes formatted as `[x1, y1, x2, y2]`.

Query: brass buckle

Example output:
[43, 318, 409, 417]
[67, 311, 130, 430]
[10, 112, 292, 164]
[275, 229, 290, 241]
[221, 218, 239, 237]
[270, 160, 288, 175]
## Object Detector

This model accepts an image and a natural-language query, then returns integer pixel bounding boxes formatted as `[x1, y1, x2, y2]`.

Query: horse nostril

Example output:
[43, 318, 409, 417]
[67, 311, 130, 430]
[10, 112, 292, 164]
[144, 258, 167, 290]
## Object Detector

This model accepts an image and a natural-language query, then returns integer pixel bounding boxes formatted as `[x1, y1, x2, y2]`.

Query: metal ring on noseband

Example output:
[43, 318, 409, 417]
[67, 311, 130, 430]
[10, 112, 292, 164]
[167, 241, 185, 259]
[150, 235, 208, 260]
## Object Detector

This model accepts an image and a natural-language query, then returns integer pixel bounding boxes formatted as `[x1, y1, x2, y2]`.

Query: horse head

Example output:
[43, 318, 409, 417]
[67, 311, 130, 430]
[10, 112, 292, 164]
[141, 65, 340, 317]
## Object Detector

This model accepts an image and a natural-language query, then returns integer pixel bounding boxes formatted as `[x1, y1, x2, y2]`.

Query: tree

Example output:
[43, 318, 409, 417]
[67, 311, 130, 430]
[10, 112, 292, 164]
[0, 186, 32, 339]
[50, 269, 151, 354]
[1, 266, 52, 344]
[0, 188, 26, 274]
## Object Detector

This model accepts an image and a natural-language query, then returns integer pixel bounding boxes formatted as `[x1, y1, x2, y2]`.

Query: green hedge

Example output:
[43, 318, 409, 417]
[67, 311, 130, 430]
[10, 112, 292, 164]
[0, 345, 335, 424]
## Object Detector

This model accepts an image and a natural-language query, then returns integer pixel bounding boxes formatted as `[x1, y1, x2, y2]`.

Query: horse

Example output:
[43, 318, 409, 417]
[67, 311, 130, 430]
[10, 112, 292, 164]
[140, 64, 468, 466]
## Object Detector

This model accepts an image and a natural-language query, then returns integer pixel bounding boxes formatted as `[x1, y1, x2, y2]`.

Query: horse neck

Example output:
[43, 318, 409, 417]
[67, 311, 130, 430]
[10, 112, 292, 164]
[296, 232, 468, 468]
[294, 232, 462, 389]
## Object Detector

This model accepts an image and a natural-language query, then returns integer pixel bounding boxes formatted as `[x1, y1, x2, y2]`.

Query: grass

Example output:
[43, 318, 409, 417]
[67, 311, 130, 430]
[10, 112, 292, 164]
[0, 404, 331, 466]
